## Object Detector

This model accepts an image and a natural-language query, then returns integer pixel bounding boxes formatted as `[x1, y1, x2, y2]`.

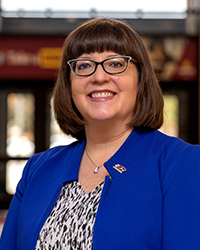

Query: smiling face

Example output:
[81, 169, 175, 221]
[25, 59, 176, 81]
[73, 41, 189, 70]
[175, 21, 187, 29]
[70, 51, 138, 128]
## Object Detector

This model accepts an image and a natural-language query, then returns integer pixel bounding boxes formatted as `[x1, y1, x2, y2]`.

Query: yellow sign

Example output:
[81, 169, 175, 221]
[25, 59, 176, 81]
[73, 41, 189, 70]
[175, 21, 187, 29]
[39, 47, 62, 69]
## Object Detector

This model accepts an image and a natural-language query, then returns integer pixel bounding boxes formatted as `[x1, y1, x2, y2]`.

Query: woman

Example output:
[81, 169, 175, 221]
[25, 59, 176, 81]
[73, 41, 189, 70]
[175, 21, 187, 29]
[1, 18, 200, 250]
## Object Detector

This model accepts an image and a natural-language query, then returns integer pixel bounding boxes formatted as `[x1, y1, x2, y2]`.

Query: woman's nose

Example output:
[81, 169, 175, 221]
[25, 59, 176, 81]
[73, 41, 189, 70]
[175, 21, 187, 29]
[91, 64, 110, 83]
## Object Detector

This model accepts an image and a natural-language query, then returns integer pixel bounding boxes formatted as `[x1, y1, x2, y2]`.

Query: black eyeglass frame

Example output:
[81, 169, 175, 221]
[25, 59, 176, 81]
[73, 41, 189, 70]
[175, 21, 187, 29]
[67, 56, 137, 77]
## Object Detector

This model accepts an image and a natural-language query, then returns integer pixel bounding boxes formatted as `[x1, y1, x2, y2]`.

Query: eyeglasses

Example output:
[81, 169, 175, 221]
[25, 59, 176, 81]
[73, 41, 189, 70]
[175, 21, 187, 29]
[67, 56, 137, 77]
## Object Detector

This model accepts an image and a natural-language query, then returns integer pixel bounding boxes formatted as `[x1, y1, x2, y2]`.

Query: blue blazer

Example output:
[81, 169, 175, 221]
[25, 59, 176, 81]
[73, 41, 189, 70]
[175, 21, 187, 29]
[1, 129, 200, 249]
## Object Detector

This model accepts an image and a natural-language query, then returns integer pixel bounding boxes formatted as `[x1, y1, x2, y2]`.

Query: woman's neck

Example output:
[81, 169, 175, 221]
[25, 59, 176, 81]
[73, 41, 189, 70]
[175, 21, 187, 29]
[84, 122, 133, 155]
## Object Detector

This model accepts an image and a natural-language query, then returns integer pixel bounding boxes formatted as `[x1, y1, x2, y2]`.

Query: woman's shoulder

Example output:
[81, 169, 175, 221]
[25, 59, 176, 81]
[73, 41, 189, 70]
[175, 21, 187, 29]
[24, 140, 83, 177]
[16, 140, 84, 195]
[147, 130, 200, 165]
[135, 128, 200, 160]
[143, 129, 199, 148]
[155, 130, 200, 152]
[35, 139, 82, 158]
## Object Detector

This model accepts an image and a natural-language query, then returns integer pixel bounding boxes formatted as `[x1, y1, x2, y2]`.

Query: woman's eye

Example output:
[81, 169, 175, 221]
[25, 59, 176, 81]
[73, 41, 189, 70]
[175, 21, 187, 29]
[77, 62, 91, 71]
[111, 62, 122, 68]
[107, 59, 124, 68]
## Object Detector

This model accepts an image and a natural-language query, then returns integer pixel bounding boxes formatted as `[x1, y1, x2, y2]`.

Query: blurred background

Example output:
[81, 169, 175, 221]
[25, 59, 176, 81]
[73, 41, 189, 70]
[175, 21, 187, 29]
[0, 0, 199, 233]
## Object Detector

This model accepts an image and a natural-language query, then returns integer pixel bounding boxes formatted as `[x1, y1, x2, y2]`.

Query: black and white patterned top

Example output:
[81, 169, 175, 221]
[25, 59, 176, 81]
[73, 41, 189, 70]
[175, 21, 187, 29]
[35, 180, 104, 250]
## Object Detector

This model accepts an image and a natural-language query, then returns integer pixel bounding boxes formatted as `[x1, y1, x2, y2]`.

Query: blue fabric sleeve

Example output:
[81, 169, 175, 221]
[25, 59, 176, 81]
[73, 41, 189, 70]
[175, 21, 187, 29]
[0, 157, 34, 249]
[161, 143, 200, 249]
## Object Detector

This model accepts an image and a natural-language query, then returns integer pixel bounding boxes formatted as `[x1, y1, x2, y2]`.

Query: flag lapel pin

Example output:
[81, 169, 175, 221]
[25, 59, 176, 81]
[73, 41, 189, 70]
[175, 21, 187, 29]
[113, 164, 127, 174]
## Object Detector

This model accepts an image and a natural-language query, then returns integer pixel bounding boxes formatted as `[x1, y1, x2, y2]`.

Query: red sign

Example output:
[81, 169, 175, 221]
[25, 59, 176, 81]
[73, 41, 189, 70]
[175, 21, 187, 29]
[0, 36, 65, 79]
[172, 38, 198, 81]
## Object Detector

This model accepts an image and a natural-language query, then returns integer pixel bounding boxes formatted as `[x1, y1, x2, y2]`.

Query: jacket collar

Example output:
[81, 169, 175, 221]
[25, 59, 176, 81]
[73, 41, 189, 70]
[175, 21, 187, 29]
[60, 129, 144, 183]
[103, 129, 141, 179]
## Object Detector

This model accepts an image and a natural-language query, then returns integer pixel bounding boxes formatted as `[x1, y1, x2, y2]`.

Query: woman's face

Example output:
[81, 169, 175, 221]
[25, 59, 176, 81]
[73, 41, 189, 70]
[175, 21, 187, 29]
[70, 51, 138, 127]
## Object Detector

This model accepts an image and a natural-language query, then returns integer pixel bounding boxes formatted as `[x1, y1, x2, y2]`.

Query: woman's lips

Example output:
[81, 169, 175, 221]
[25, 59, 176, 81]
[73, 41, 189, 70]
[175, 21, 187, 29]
[88, 91, 116, 101]
[90, 92, 114, 98]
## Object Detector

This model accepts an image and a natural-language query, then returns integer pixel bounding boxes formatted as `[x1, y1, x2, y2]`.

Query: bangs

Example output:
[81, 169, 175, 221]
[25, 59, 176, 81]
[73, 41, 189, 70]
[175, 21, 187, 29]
[66, 19, 131, 60]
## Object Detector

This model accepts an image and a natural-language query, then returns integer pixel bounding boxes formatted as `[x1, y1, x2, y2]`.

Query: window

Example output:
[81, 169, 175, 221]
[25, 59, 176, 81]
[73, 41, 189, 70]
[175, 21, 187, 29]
[50, 107, 76, 148]
[6, 160, 27, 194]
[7, 93, 35, 157]
[5, 93, 35, 195]
[160, 94, 179, 137]
[2, 0, 187, 13]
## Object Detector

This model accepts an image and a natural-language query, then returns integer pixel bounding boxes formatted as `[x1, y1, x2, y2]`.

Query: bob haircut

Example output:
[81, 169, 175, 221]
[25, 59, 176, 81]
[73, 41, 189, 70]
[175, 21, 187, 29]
[53, 18, 164, 141]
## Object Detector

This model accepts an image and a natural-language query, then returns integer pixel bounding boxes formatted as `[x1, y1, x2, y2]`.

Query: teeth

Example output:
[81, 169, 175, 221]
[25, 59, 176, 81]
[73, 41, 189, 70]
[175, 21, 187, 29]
[91, 92, 114, 98]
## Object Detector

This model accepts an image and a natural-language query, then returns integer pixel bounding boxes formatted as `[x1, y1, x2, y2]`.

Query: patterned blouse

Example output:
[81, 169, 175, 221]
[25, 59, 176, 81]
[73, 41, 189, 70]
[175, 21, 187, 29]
[35, 180, 104, 250]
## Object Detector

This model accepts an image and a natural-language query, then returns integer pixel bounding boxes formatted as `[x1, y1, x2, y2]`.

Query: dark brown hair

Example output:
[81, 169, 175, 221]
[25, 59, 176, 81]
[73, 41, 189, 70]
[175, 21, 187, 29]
[53, 18, 164, 140]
